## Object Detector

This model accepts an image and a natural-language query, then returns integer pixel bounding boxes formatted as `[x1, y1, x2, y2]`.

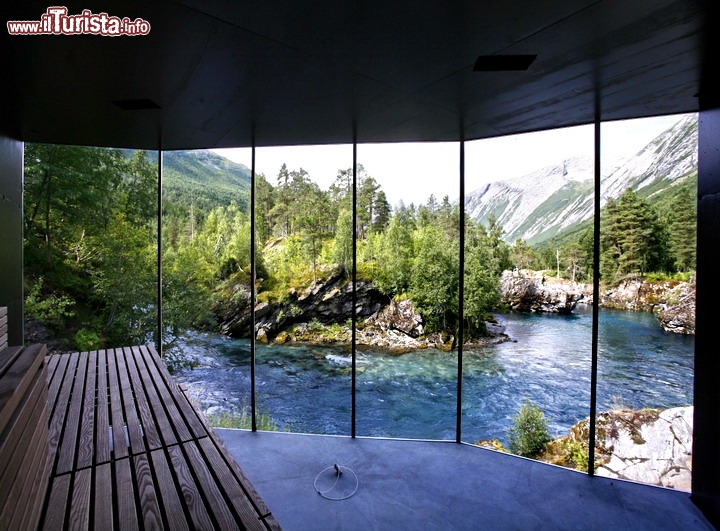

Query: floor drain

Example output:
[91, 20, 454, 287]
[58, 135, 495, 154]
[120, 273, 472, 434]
[314, 464, 359, 500]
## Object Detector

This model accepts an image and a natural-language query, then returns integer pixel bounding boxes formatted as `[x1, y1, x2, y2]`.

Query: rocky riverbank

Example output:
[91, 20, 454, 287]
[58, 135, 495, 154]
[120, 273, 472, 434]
[547, 406, 693, 491]
[500, 270, 695, 334]
[476, 405, 693, 492]
[216, 272, 509, 351]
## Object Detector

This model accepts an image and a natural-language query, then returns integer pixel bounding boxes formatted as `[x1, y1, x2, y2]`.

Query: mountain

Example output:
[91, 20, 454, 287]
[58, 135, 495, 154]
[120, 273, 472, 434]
[162, 150, 251, 213]
[465, 114, 698, 245]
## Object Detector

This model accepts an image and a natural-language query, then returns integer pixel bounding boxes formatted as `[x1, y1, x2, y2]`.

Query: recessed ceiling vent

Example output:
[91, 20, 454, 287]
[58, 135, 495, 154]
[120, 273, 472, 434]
[473, 55, 537, 71]
[112, 98, 161, 110]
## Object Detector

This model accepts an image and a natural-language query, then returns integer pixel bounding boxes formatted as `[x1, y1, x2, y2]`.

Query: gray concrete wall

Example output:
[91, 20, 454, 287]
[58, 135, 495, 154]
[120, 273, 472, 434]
[0, 135, 23, 345]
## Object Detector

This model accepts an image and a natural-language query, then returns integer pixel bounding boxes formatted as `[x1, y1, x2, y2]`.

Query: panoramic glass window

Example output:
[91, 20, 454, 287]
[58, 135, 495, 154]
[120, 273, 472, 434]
[249, 144, 355, 434]
[162, 149, 253, 427]
[355, 142, 460, 440]
[22, 144, 159, 353]
[595, 114, 696, 490]
[462, 126, 596, 467]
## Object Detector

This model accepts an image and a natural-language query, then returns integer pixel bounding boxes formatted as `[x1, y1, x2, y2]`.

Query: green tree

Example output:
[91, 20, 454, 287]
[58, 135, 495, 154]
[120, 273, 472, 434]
[333, 208, 353, 278]
[374, 214, 415, 295]
[664, 184, 696, 271]
[409, 224, 458, 332]
[600, 189, 669, 282]
[508, 401, 550, 457]
[511, 238, 535, 271]
[464, 221, 503, 337]
[255, 173, 275, 244]
[24, 143, 125, 270]
[372, 190, 392, 232]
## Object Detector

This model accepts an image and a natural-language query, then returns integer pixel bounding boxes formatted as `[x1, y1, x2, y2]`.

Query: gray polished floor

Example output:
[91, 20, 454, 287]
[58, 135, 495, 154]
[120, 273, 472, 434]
[217, 430, 714, 531]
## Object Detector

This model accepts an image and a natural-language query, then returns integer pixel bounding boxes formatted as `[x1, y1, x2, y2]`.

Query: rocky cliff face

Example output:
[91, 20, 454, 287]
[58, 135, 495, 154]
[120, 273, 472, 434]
[599, 277, 695, 334]
[500, 270, 590, 313]
[216, 275, 509, 351]
[217, 272, 389, 341]
[499, 271, 695, 334]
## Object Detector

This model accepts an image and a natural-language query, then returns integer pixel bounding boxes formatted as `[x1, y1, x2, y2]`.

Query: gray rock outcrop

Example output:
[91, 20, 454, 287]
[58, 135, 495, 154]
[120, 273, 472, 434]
[500, 270, 588, 313]
[596, 406, 693, 491]
[217, 272, 389, 340]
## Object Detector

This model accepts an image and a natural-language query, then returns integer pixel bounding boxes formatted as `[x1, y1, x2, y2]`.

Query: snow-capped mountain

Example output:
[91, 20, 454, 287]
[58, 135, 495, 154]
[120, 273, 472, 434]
[465, 114, 698, 244]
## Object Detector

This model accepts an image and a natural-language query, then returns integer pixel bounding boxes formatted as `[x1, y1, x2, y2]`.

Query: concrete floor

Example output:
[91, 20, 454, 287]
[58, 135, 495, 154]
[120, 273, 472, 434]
[217, 430, 714, 531]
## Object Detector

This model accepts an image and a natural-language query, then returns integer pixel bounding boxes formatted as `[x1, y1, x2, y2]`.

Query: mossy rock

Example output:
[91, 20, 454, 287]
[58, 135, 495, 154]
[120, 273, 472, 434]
[474, 439, 509, 453]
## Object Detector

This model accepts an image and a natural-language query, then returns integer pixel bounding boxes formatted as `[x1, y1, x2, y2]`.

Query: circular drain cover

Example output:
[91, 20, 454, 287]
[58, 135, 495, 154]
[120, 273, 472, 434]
[314, 464, 359, 500]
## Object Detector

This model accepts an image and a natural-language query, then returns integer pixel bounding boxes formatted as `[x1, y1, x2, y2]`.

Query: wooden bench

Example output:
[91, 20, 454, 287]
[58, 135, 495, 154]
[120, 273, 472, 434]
[0, 335, 50, 530]
[41, 344, 281, 530]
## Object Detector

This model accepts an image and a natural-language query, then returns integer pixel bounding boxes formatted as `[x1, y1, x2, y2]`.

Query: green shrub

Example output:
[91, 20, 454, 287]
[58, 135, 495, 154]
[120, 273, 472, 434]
[25, 277, 75, 331]
[508, 401, 551, 457]
[206, 403, 281, 432]
[74, 328, 102, 351]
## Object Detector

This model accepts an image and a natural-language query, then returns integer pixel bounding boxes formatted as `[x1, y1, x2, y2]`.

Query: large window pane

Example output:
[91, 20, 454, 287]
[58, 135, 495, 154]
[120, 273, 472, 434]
[252, 144, 354, 434]
[595, 114, 696, 490]
[164, 148, 254, 427]
[355, 142, 459, 439]
[463, 126, 595, 471]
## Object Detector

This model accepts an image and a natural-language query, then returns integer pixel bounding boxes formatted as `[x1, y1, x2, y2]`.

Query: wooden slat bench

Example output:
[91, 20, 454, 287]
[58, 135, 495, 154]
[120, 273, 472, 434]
[40, 344, 281, 530]
[0, 341, 50, 530]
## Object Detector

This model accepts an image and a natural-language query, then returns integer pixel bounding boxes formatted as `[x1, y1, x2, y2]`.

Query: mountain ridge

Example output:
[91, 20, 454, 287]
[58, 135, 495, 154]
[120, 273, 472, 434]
[465, 114, 698, 245]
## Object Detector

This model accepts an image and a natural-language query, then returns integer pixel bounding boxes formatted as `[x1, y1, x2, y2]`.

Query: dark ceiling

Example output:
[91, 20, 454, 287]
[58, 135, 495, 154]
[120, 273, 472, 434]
[0, 0, 710, 151]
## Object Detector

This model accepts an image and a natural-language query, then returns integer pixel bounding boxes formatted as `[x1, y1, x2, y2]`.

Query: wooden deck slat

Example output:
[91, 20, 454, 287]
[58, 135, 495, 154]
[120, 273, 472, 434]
[124, 347, 162, 450]
[149, 449, 190, 531]
[68, 467, 92, 529]
[0, 373, 48, 527]
[107, 348, 130, 459]
[133, 453, 164, 529]
[46, 353, 69, 418]
[144, 345, 208, 439]
[19, 417, 51, 531]
[115, 457, 139, 530]
[95, 349, 111, 465]
[76, 350, 97, 469]
[0, 307, 7, 350]
[56, 352, 88, 475]
[46, 353, 60, 384]
[183, 440, 240, 529]
[0, 345, 21, 378]
[0, 343, 46, 433]
[42, 347, 280, 530]
[48, 352, 79, 471]
[0, 365, 47, 502]
[166, 443, 216, 530]
[135, 345, 193, 444]
[129, 346, 177, 447]
[42, 474, 71, 531]
[114, 348, 145, 455]
[94, 462, 114, 529]
[198, 436, 270, 530]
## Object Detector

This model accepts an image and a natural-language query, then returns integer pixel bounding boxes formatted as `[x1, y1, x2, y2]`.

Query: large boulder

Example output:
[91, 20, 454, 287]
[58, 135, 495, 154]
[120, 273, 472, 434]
[364, 298, 424, 337]
[500, 270, 587, 313]
[656, 283, 696, 335]
[595, 406, 693, 491]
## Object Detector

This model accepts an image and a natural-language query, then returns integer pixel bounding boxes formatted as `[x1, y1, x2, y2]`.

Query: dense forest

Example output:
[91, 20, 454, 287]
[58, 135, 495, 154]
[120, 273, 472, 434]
[23, 143, 696, 351]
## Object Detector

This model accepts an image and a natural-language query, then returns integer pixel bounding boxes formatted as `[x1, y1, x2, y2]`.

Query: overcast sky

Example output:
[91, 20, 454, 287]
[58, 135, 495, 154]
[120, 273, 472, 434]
[212, 113, 689, 208]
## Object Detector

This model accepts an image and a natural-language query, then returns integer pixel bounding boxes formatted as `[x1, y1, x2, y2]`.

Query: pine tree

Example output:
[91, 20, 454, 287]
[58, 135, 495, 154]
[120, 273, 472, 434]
[665, 184, 697, 271]
[600, 189, 668, 282]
